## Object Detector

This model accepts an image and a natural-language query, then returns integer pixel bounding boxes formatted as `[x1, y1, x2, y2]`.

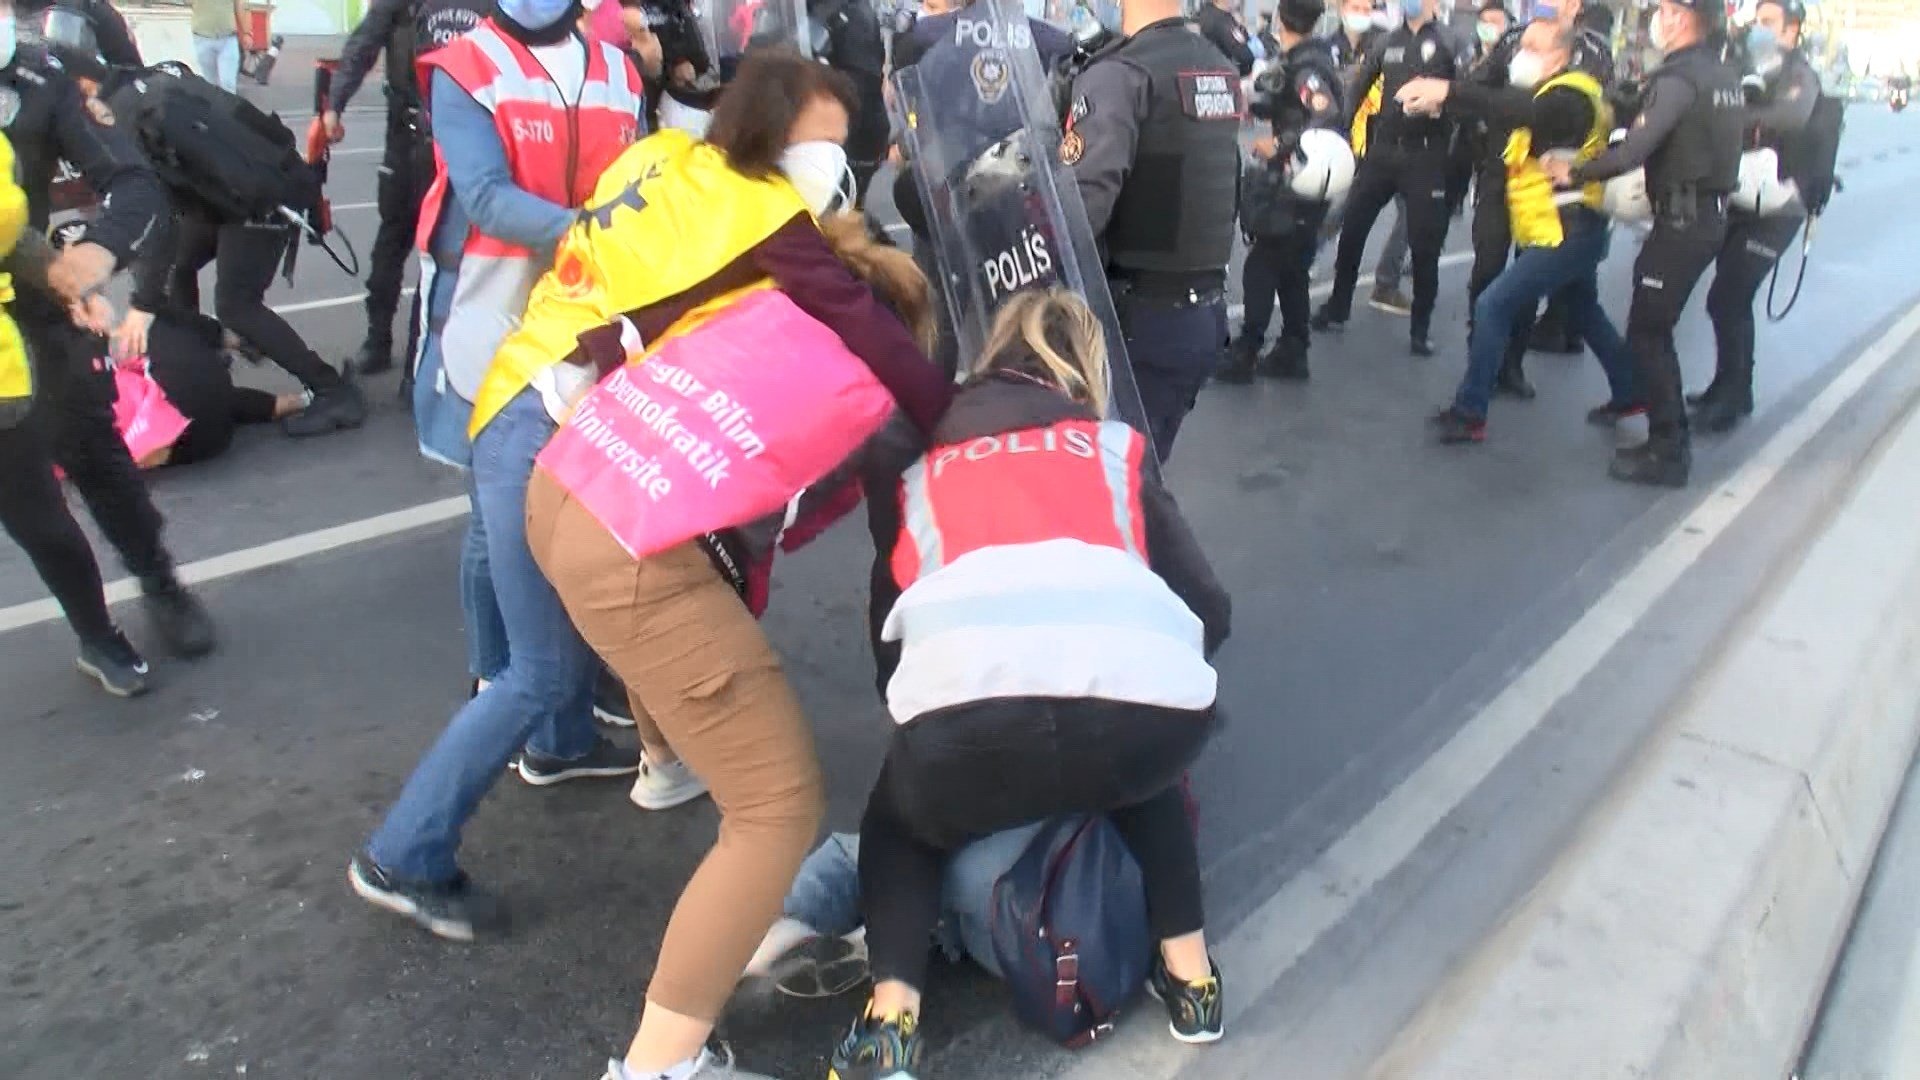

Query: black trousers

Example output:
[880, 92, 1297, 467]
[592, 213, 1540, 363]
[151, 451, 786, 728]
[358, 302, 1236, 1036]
[367, 113, 430, 358]
[1466, 184, 1531, 376]
[1120, 291, 1229, 464]
[1703, 212, 1803, 408]
[859, 697, 1213, 992]
[1324, 143, 1452, 338]
[168, 217, 343, 394]
[0, 318, 178, 643]
[1628, 204, 1729, 445]
[1240, 219, 1321, 348]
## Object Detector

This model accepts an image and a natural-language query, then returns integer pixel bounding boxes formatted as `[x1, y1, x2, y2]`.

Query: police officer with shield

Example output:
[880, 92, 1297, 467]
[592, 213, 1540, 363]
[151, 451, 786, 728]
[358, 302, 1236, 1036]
[321, 0, 491, 376]
[1545, 0, 1742, 486]
[1689, 0, 1820, 434]
[1062, 0, 1243, 461]
[1224, 0, 1344, 383]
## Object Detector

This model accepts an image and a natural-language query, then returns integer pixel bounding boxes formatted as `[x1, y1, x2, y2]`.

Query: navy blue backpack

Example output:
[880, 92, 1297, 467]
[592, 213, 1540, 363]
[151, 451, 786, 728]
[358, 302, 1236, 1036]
[989, 815, 1152, 1047]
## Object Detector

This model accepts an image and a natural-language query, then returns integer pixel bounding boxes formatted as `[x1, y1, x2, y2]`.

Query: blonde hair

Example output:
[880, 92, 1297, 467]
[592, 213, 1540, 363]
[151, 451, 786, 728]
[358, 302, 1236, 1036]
[971, 289, 1110, 414]
[817, 212, 939, 355]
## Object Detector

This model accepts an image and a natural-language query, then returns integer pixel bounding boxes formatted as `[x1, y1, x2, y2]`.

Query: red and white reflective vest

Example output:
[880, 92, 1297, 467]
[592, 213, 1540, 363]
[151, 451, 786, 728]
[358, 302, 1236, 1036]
[881, 418, 1216, 725]
[416, 21, 642, 406]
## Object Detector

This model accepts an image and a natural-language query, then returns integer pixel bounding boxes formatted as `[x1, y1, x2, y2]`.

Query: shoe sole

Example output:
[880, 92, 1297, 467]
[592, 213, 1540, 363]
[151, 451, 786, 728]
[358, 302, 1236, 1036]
[76, 656, 148, 697]
[516, 761, 640, 786]
[346, 861, 475, 942]
[1368, 299, 1413, 316]
[591, 704, 637, 727]
[629, 778, 711, 811]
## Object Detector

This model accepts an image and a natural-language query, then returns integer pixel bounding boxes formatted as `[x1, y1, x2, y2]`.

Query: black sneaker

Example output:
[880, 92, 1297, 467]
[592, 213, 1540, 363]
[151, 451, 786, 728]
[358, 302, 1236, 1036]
[1216, 338, 1259, 385]
[1493, 366, 1536, 400]
[1587, 401, 1647, 426]
[1690, 396, 1752, 434]
[77, 631, 151, 697]
[1430, 407, 1487, 444]
[347, 339, 394, 377]
[592, 668, 636, 727]
[1368, 285, 1414, 316]
[828, 1005, 924, 1080]
[1310, 306, 1346, 332]
[1146, 955, 1225, 1045]
[1260, 337, 1310, 381]
[283, 382, 368, 437]
[347, 853, 502, 941]
[1609, 442, 1691, 488]
[142, 583, 215, 658]
[1409, 335, 1436, 358]
[515, 735, 641, 786]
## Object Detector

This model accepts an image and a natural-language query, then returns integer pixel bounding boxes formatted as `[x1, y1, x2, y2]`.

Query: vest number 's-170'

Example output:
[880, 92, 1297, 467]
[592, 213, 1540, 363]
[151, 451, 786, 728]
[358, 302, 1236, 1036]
[510, 116, 557, 144]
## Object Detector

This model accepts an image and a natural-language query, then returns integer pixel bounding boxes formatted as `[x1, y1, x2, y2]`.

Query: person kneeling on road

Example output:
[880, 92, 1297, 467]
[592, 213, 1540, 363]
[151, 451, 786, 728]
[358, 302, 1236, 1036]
[831, 289, 1231, 1079]
[1399, 18, 1637, 444]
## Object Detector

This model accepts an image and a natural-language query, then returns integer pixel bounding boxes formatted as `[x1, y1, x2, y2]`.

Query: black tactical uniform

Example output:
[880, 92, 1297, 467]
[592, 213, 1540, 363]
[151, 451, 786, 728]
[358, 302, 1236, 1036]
[328, 0, 490, 375]
[1226, 24, 1344, 383]
[1064, 16, 1243, 461]
[0, 45, 212, 680]
[1314, 12, 1466, 354]
[1568, 8, 1743, 486]
[810, 0, 887, 203]
[1195, 1, 1256, 76]
[1692, 23, 1820, 433]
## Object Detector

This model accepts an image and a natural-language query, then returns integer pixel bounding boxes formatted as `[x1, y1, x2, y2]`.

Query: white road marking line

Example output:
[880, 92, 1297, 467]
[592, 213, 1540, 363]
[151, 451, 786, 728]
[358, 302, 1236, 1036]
[0, 249, 1478, 635]
[329, 201, 378, 213]
[329, 147, 385, 157]
[0, 497, 472, 635]
[1055, 298, 1920, 1080]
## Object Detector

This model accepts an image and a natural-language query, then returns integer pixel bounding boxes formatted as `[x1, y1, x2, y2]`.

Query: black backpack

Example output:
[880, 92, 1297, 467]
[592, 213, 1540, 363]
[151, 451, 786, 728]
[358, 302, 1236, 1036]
[1782, 91, 1844, 217]
[109, 65, 320, 223]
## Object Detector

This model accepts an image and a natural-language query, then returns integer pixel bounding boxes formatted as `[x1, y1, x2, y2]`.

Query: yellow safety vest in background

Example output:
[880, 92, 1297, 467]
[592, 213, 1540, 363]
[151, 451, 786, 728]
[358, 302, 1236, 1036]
[1504, 71, 1610, 249]
[469, 129, 810, 437]
[1351, 76, 1383, 158]
[0, 132, 34, 429]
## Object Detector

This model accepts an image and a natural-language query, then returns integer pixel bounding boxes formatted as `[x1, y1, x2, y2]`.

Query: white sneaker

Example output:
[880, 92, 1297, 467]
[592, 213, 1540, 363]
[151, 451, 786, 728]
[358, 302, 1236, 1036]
[629, 754, 709, 811]
[744, 916, 821, 979]
[602, 1044, 779, 1079]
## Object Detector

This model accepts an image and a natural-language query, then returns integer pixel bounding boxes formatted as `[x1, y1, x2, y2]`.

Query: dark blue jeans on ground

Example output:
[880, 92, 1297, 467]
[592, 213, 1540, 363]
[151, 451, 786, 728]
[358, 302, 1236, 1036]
[1121, 293, 1229, 464]
[1453, 215, 1633, 420]
[368, 388, 600, 883]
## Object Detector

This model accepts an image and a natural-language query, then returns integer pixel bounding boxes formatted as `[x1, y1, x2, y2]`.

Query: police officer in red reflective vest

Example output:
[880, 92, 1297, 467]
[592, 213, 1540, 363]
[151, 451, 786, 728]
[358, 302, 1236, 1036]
[1061, 0, 1242, 463]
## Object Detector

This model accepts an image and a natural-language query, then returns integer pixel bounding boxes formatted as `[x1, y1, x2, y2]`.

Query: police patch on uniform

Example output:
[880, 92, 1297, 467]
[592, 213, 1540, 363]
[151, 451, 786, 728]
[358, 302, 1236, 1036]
[1178, 71, 1245, 121]
[0, 87, 19, 129]
[1070, 94, 1091, 125]
[1060, 130, 1085, 165]
[970, 48, 1011, 105]
[84, 96, 114, 127]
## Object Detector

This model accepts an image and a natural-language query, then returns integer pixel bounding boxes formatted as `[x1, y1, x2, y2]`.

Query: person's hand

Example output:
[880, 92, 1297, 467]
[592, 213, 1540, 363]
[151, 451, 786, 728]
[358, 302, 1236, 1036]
[322, 109, 346, 143]
[69, 294, 115, 335]
[1396, 77, 1450, 115]
[48, 241, 116, 302]
[670, 59, 695, 87]
[238, 28, 253, 52]
[886, 142, 904, 165]
[1543, 158, 1575, 188]
[1250, 135, 1279, 161]
[112, 308, 155, 360]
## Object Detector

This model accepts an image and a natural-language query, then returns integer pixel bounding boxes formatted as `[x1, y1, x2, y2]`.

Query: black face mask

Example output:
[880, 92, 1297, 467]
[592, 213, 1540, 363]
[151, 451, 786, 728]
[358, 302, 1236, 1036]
[495, 0, 585, 45]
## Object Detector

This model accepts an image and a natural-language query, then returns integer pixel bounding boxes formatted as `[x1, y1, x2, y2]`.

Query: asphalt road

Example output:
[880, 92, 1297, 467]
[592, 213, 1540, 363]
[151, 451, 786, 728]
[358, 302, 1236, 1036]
[3, 75, 1920, 1080]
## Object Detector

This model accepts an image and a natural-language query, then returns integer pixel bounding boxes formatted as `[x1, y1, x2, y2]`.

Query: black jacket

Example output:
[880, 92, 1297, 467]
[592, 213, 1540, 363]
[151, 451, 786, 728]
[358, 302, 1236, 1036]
[862, 374, 1231, 695]
[1195, 3, 1255, 76]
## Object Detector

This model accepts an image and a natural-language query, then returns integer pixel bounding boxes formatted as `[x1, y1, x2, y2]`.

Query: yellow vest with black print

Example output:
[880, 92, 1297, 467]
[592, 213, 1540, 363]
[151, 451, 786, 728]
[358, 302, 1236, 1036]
[0, 133, 34, 430]
[469, 128, 809, 438]
[1351, 76, 1383, 158]
[1504, 70, 1610, 249]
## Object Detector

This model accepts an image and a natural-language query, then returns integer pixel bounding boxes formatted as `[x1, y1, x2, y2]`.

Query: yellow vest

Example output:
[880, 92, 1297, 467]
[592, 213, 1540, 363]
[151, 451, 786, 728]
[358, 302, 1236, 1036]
[1503, 71, 1610, 249]
[469, 129, 810, 437]
[1351, 76, 1383, 158]
[0, 133, 34, 428]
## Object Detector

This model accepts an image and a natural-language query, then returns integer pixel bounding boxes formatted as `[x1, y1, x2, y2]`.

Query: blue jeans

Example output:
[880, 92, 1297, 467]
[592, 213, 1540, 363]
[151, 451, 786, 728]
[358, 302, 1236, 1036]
[193, 33, 241, 94]
[368, 389, 600, 883]
[1453, 215, 1634, 420]
[460, 464, 509, 680]
[783, 824, 1044, 978]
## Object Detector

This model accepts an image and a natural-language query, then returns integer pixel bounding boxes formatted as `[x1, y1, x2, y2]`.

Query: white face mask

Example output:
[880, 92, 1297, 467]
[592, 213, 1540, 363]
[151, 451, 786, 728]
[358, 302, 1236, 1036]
[779, 140, 853, 217]
[1508, 50, 1548, 89]
[1476, 21, 1504, 46]
[1343, 12, 1374, 34]
[0, 16, 16, 70]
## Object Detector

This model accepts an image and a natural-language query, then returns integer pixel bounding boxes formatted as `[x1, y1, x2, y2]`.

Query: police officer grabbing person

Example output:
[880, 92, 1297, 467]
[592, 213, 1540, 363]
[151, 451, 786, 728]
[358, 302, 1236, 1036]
[1062, 0, 1243, 460]
[1542, 0, 1743, 487]
[321, 0, 491, 377]
[1689, 0, 1821, 434]
[1312, 0, 1467, 357]
[1224, 0, 1344, 383]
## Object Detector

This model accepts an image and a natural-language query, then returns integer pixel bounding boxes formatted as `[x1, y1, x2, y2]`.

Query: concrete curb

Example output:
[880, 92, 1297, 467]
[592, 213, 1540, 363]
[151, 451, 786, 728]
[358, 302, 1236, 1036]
[1371, 391, 1920, 1080]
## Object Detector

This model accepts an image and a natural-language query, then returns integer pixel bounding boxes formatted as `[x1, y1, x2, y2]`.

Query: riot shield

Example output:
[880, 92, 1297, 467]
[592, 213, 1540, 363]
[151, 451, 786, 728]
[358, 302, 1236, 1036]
[888, 0, 1154, 459]
[708, 0, 814, 76]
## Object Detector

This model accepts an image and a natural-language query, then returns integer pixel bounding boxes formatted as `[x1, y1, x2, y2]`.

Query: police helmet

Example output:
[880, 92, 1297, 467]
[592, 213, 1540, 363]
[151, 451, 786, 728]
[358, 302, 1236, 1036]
[1288, 128, 1356, 202]
[1601, 167, 1652, 222]
[1732, 148, 1802, 216]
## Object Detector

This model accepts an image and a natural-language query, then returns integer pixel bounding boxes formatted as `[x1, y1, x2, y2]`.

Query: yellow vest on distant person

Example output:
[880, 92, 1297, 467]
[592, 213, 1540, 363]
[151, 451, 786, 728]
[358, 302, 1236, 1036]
[469, 129, 810, 437]
[0, 132, 35, 429]
[1503, 70, 1610, 249]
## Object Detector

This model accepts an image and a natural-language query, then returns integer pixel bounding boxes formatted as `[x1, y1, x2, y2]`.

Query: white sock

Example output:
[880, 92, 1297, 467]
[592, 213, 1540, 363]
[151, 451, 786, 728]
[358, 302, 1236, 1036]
[607, 1051, 708, 1080]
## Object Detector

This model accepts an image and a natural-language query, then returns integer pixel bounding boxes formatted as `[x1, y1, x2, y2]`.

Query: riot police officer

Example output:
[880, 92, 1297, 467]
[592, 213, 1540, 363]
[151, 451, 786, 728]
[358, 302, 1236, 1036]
[809, 0, 887, 203]
[1063, 0, 1243, 461]
[1690, 0, 1821, 434]
[1547, 0, 1742, 486]
[1224, 0, 1344, 383]
[321, 0, 491, 375]
[1196, 0, 1255, 76]
[1312, 0, 1467, 356]
[0, 28, 213, 693]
